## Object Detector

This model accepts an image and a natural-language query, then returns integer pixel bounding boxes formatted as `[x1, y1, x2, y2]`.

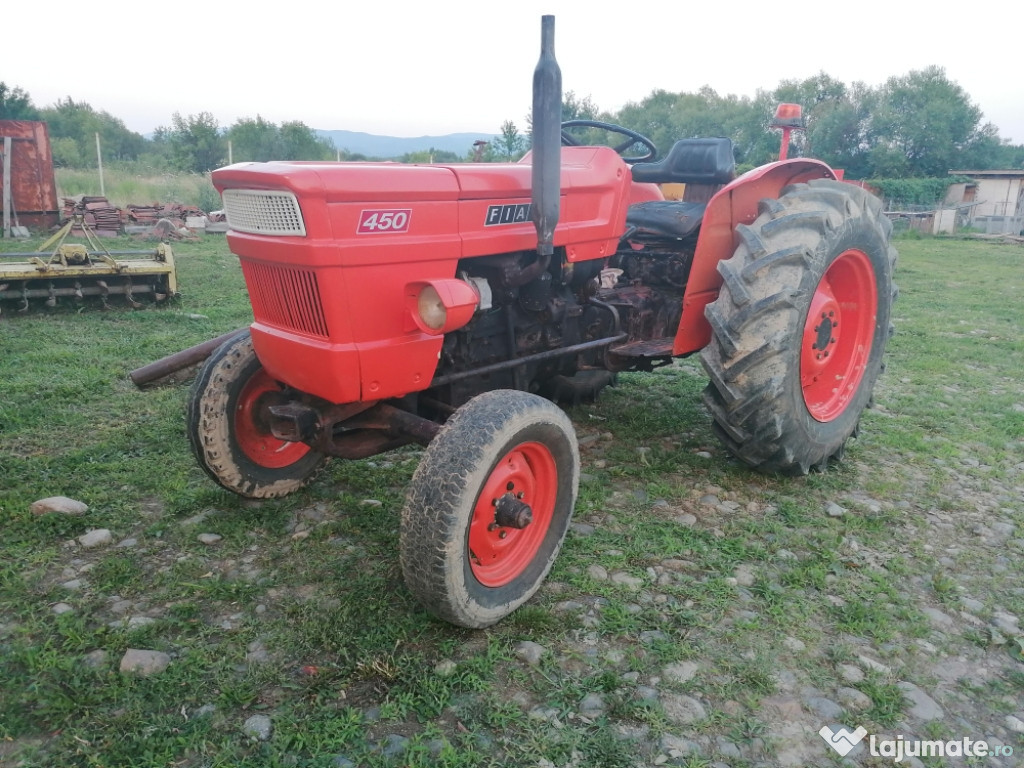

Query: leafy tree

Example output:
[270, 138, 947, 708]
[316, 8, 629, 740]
[38, 97, 145, 167]
[616, 87, 763, 164]
[226, 117, 334, 162]
[562, 91, 600, 122]
[984, 140, 1024, 169]
[279, 121, 334, 160]
[0, 82, 39, 120]
[495, 120, 526, 161]
[227, 115, 280, 162]
[865, 66, 992, 177]
[165, 112, 225, 172]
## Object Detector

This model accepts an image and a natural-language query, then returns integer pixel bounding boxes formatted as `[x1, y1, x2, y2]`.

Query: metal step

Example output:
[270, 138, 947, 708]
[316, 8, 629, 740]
[609, 337, 675, 359]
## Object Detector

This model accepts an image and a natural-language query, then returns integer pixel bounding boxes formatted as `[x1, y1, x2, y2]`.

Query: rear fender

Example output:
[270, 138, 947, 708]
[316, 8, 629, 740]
[672, 159, 837, 356]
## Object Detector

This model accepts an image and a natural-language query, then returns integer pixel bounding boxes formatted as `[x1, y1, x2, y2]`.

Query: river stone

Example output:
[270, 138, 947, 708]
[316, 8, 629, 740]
[897, 682, 944, 720]
[31, 496, 88, 516]
[838, 686, 873, 710]
[120, 649, 171, 676]
[514, 641, 547, 665]
[79, 529, 113, 548]
[579, 692, 606, 716]
[661, 693, 706, 725]
[243, 714, 272, 741]
[610, 571, 644, 589]
[662, 661, 699, 684]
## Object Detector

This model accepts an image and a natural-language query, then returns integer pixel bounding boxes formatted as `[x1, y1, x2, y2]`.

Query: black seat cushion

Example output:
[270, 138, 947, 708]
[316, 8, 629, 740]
[626, 200, 707, 240]
[631, 137, 735, 185]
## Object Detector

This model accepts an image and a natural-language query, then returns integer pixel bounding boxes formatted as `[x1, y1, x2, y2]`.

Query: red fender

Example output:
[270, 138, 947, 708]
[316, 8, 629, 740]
[672, 159, 838, 356]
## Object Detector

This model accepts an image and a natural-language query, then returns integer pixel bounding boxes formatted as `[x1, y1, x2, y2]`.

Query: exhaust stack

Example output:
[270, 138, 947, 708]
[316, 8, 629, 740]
[531, 15, 562, 257]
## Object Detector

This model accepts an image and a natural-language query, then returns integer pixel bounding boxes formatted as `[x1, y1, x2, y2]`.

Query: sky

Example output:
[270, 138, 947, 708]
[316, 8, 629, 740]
[4, 1, 1023, 145]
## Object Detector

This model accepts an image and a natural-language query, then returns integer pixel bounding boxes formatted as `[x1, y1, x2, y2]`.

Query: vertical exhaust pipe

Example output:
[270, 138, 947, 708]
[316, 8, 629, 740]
[531, 15, 561, 257]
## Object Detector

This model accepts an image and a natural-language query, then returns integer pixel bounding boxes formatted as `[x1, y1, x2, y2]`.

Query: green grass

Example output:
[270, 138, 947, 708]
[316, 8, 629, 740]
[55, 167, 220, 210]
[1, 232, 1022, 765]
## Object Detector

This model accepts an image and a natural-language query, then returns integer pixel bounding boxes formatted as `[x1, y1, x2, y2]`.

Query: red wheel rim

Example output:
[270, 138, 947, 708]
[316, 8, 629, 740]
[468, 442, 557, 587]
[800, 248, 878, 422]
[234, 369, 311, 468]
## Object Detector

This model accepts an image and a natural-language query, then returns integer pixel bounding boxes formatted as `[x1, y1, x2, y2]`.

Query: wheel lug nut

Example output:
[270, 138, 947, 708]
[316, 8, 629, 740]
[517, 492, 525, 499]
[506, 482, 515, 491]
[829, 311, 835, 317]
[488, 522, 499, 531]
[499, 531, 508, 539]
[816, 353, 822, 360]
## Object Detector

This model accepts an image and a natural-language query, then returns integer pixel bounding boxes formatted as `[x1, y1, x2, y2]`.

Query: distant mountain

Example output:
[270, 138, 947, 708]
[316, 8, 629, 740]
[315, 129, 494, 159]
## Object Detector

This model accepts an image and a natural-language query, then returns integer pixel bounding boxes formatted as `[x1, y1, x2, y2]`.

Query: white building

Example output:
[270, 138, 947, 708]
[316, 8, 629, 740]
[948, 169, 1024, 234]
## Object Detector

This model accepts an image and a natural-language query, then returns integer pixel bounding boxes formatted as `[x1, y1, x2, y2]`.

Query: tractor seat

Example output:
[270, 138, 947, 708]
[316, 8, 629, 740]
[625, 201, 708, 240]
[630, 137, 736, 185]
[626, 137, 736, 240]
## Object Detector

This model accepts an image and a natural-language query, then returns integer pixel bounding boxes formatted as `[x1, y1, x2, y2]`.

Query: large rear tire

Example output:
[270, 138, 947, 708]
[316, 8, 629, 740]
[187, 331, 326, 498]
[400, 390, 579, 628]
[700, 179, 897, 474]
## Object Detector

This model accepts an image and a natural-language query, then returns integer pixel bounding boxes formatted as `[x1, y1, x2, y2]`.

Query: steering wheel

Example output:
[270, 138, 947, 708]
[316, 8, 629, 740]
[560, 120, 657, 164]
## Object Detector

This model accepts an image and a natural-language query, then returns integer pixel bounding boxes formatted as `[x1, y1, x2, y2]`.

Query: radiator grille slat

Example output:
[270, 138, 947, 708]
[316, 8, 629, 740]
[242, 262, 329, 338]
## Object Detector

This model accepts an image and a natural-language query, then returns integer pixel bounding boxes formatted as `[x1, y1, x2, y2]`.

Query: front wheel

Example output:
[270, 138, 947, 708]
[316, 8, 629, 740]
[700, 179, 897, 474]
[400, 390, 579, 628]
[187, 331, 326, 498]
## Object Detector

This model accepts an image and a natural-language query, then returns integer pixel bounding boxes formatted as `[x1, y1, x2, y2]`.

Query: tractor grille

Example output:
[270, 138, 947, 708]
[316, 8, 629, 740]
[242, 261, 329, 338]
[222, 189, 306, 236]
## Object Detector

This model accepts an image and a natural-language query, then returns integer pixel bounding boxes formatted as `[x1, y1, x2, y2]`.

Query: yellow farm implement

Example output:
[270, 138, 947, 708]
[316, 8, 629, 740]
[0, 216, 177, 314]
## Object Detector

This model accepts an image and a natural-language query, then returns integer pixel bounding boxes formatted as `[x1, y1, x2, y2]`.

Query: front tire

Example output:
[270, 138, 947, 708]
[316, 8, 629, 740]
[700, 179, 897, 474]
[400, 390, 579, 628]
[187, 330, 326, 498]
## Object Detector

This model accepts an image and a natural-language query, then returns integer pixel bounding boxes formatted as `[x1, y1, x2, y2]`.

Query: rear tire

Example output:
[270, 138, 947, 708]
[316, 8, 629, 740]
[400, 390, 579, 628]
[187, 331, 326, 498]
[700, 179, 897, 474]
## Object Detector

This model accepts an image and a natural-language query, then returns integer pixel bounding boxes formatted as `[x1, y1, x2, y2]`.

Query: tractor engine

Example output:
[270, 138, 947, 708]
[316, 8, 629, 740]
[427, 250, 603, 408]
[426, 237, 689, 411]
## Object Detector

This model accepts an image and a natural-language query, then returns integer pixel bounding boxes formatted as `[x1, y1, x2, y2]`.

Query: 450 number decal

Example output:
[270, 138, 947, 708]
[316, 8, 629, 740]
[358, 209, 412, 234]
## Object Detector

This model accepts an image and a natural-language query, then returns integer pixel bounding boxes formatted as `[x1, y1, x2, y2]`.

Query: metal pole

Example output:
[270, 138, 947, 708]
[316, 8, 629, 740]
[95, 133, 105, 197]
[228, 140, 233, 165]
[2, 136, 11, 239]
[129, 329, 246, 387]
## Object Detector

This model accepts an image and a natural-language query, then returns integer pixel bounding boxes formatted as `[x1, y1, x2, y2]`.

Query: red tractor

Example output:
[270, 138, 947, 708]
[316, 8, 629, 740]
[187, 17, 895, 627]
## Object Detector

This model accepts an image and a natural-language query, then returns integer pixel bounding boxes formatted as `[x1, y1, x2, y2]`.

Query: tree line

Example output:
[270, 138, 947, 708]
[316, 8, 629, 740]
[0, 84, 337, 173]
[2, 66, 1022, 179]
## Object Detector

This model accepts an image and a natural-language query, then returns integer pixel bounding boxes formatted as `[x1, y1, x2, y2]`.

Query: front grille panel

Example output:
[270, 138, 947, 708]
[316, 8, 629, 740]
[222, 189, 306, 236]
[242, 261, 329, 338]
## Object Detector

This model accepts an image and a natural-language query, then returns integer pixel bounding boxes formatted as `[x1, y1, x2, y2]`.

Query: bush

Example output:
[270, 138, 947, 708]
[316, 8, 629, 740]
[866, 176, 973, 208]
[198, 178, 222, 213]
